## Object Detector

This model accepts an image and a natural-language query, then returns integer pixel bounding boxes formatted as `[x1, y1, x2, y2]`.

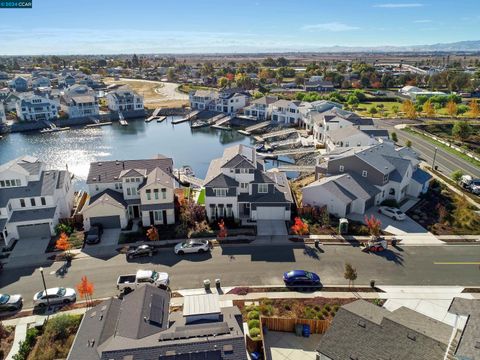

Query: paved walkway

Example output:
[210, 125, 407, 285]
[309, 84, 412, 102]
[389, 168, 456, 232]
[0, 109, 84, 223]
[264, 331, 321, 360]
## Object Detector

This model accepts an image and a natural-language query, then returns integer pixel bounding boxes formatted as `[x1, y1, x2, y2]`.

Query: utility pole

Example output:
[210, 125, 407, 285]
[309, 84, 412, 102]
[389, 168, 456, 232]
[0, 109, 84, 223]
[39, 267, 51, 311]
[432, 147, 438, 170]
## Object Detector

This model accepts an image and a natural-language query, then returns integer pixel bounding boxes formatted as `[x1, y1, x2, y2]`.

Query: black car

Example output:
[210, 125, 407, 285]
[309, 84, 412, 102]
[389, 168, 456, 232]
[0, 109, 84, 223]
[85, 224, 103, 245]
[126, 244, 157, 260]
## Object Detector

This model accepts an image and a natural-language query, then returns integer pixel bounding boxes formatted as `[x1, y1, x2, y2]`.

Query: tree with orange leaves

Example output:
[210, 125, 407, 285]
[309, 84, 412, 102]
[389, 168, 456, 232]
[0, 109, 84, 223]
[291, 217, 309, 235]
[56, 232, 71, 258]
[218, 219, 228, 239]
[146, 225, 159, 241]
[77, 275, 94, 307]
[365, 214, 381, 237]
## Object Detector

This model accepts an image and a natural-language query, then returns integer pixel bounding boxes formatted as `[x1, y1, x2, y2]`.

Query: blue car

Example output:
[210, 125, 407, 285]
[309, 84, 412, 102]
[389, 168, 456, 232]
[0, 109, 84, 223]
[283, 270, 321, 286]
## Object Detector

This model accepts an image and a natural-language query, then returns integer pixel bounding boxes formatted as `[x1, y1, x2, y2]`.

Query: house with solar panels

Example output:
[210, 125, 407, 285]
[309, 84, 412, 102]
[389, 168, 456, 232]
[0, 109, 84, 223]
[67, 285, 247, 360]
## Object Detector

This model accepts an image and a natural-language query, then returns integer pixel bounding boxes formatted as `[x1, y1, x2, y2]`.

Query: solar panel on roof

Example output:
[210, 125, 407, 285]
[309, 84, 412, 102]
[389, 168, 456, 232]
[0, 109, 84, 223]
[149, 294, 164, 325]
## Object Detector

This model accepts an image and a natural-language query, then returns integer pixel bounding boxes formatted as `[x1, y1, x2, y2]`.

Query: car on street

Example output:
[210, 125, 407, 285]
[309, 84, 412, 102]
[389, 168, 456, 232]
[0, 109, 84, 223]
[174, 239, 212, 255]
[283, 270, 321, 286]
[0, 293, 23, 312]
[378, 206, 406, 221]
[117, 269, 169, 292]
[126, 244, 157, 260]
[33, 287, 76, 307]
[85, 224, 103, 245]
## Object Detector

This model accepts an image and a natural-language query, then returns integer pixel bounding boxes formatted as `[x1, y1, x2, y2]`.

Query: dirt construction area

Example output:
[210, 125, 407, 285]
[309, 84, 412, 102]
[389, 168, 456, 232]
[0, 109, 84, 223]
[103, 77, 188, 109]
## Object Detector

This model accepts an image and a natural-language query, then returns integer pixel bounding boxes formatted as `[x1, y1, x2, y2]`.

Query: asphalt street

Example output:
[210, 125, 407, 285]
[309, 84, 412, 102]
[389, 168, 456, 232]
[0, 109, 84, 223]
[1, 244, 480, 308]
[375, 119, 480, 178]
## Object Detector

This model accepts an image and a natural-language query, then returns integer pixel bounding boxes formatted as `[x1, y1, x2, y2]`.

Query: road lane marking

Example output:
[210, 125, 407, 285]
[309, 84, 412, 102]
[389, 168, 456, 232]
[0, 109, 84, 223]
[434, 262, 480, 265]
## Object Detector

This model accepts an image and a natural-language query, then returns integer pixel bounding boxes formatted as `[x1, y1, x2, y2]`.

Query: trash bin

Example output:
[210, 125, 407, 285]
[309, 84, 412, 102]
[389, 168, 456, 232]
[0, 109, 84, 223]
[203, 279, 211, 291]
[215, 279, 221, 288]
[302, 324, 311, 337]
[295, 324, 303, 336]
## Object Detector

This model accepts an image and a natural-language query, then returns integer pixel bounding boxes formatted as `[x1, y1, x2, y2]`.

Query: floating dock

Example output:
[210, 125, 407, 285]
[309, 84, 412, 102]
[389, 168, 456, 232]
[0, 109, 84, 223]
[156, 116, 167, 123]
[85, 122, 112, 128]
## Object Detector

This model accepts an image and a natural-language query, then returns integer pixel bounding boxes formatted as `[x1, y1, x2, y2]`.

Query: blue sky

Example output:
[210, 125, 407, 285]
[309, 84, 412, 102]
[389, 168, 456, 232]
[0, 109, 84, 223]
[1, 0, 479, 54]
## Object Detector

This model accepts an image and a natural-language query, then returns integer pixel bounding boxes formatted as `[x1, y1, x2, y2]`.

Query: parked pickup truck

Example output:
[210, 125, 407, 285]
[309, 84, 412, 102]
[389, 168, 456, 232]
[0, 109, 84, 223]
[116, 270, 169, 292]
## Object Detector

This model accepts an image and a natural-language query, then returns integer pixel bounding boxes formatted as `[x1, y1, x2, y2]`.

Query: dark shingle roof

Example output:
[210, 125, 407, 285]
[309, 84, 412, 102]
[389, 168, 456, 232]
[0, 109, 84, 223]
[88, 189, 127, 208]
[448, 298, 480, 360]
[9, 207, 56, 223]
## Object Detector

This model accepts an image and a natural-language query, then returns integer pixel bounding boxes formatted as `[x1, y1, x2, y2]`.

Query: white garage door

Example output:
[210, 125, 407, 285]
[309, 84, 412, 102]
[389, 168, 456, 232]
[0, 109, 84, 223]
[256, 206, 285, 220]
[17, 223, 51, 239]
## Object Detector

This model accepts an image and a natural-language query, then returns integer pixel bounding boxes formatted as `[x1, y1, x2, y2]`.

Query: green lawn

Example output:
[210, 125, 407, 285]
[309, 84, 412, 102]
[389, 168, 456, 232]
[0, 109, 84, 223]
[355, 101, 401, 118]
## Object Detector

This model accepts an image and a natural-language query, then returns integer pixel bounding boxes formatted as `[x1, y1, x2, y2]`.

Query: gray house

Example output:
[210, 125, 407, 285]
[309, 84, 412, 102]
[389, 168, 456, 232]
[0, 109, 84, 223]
[316, 300, 454, 360]
[9, 77, 28, 92]
[67, 286, 247, 360]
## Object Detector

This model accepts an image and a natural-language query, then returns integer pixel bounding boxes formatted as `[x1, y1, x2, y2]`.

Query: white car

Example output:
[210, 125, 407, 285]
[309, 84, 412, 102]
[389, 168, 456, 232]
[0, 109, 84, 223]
[174, 239, 212, 255]
[378, 207, 406, 221]
[33, 287, 77, 307]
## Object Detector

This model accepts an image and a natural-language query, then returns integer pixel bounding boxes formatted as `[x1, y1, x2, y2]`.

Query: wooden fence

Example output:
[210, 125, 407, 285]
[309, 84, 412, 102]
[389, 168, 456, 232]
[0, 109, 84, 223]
[261, 316, 331, 334]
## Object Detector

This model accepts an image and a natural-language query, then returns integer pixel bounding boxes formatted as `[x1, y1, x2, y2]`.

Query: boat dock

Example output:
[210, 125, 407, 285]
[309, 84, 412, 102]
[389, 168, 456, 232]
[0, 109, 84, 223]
[211, 115, 233, 130]
[156, 116, 167, 123]
[267, 147, 319, 156]
[85, 122, 112, 128]
[261, 128, 297, 140]
[146, 108, 166, 122]
[175, 174, 204, 188]
[239, 121, 271, 135]
[269, 165, 316, 173]
[172, 110, 201, 125]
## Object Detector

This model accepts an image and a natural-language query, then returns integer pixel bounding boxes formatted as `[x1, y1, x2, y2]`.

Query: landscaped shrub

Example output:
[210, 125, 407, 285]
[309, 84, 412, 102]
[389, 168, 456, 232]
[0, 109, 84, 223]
[321, 309, 329, 317]
[247, 310, 259, 320]
[314, 305, 321, 312]
[333, 304, 340, 312]
[303, 307, 316, 319]
[249, 327, 261, 338]
[248, 319, 260, 329]
[323, 304, 331, 312]
[13, 328, 38, 360]
[259, 304, 274, 316]
[55, 223, 73, 236]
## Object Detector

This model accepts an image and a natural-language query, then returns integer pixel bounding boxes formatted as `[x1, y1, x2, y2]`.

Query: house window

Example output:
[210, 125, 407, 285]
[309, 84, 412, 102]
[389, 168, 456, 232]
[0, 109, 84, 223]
[258, 184, 268, 193]
[383, 174, 389, 183]
[20, 199, 25, 208]
[30, 198, 36, 206]
[0, 181, 4, 187]
[126, 178, 130, 183]
[95, 185, 99, 191]
[8, 203, 12, 212]
[127, 188, 131, 196]
[240, 183, 248, 190]
[154, 211, 161, 221]
[339, 165, 344, 172]
[214, 188, 227, 197]
[362, 170, 368, 177]
[226, 205, 233, 217]
[154, 189, 159, 200]
[146, 189, 151, 200]
[389, 188, 395, 195]
[161, 188, 166, 199]
[240, 168, 248, 174]
[15, 179, 21, 186]
[41, 197, 46, 206]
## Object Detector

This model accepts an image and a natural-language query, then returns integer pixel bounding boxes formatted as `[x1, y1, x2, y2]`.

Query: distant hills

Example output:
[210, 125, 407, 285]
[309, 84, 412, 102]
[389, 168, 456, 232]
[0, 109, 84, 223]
[312, 40, 480, 53]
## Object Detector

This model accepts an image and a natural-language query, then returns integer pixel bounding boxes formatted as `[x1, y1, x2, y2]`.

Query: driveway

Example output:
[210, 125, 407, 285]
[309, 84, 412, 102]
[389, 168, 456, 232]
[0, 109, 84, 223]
[256, 220, 288, 236]
[82, 229, 120, 258]
[7, 236, 51, 268]
[263, 330, 322, 360]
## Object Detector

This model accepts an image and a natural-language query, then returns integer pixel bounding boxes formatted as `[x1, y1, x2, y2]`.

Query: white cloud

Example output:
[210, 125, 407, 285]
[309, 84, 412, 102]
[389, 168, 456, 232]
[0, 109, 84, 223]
[414, 19, 432, 23]
[374, 3, 424, 8]
[301, 22, 360, 32]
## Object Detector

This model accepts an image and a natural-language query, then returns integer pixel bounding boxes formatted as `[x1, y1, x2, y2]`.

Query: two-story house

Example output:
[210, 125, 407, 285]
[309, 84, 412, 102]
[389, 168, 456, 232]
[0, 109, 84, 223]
[189, 89, 216, 111]
[60, 84, 99, 119]
[106, 86, 144, 117]
[81, 156, 175, 231]
[325, 126, 390, 153]
[0, 156, 74, 246]
[243, 95, 278, 121]
[15, 94, 59, 122]
[9, 77, 28, 92]
[58, 74, 76, 88]
[30, 76, 51, 89]
[204, 144, 292, 224]
[189, 89, 250, 115]
[302, 143, 432, 217]
[269, 99, 303, 125]
[298, 100, 342, 130]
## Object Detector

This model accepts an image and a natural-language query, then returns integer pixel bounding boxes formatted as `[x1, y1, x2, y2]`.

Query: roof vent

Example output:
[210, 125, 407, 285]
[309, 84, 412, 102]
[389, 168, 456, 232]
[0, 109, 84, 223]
[116, 160, 120, 165]
[357, 320, 366, 328]
[407, 333, 416, 341]
[98, 162, 102, 166]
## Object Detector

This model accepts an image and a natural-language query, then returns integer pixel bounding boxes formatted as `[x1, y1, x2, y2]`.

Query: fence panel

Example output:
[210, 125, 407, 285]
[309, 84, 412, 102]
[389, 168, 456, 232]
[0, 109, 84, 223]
[261, 316, 331, 334]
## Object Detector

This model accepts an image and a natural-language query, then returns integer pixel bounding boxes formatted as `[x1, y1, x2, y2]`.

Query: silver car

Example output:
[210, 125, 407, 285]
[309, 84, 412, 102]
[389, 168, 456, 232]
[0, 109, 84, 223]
[33, 287, 76, 307]
[378, 206, 406, 221]
[0, 293, 23, 312]
[174, 239, 211, 255]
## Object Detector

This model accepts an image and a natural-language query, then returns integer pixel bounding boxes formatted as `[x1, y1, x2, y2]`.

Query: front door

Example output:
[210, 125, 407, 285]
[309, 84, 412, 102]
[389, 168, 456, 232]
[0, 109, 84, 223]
[162, 210, 167, 225]
[133, 205, 140, 218]
[149, 211, 155, 225]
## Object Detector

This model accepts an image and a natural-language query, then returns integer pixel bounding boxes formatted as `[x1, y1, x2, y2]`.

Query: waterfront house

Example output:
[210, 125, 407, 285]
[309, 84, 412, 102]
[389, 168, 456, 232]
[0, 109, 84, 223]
[204, 144, 292, 223]
[302, 142, 431, 217]
[189, 88, 249, 115]
[316, 300, 453, 360]
[15, 94, 60, 122]
[324, 126, 389, 153]
[68, 286, 247, 360]
[105, 86, 144, 117]
[30, 76, 51, 89]
[2, 91, 21, 112]
[81, 156, 175, 231]
[269, 99, 303, 125]
[298, 100, 342, 130]
[0, 156, 74, 246]
[9, 77, 28, 92]
[60, 84, 99, 119]
[243, 95, 278, 121]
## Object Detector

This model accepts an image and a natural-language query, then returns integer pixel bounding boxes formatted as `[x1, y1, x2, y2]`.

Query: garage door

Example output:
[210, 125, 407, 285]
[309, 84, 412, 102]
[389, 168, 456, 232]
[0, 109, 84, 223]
[90, 215, 121, 229]
[256, 206, 285, 220]
[17, 223, 51, 239]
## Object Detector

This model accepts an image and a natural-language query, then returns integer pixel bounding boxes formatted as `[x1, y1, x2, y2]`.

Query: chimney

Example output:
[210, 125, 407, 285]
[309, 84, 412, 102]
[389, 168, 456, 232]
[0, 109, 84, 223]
[122, 161, 125, 170]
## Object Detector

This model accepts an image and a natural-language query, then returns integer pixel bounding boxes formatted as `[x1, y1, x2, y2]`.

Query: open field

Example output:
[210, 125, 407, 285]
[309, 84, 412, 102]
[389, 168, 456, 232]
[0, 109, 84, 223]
[103, 77, 188, 109]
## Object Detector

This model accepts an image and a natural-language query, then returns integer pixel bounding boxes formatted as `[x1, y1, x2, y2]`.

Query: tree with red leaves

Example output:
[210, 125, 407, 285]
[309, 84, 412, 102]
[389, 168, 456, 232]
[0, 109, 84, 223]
[146, 225, 159, 241]
[218, 219, 228, 239]
[56, 232, 71, 258]
[291, 217, 309, 235]
[365, 214, 381, 237]
[77, 275, 94, 307]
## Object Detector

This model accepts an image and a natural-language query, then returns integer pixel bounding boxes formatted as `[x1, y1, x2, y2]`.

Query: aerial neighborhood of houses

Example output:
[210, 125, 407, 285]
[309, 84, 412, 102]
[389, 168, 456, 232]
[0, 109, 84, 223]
[0, 52, 479, 360]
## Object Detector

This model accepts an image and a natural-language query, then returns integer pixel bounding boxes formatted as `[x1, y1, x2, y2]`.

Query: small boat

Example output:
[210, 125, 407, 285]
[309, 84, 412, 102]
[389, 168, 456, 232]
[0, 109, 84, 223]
[175, 165, 195, 177]
[119, 119, 128, 126]
[156, 116, 167, 123]
[191, 121, 208, 129]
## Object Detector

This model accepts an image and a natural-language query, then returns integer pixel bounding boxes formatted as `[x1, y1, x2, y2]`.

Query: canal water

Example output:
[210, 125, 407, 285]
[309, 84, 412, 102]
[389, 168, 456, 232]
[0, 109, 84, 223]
[0, 117, 295, 189]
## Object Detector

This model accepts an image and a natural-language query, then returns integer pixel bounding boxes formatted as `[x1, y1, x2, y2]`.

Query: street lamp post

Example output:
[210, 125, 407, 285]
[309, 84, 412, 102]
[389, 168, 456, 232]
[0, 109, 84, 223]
[432, 147, 438, 170]
[39, 267, 50, 311]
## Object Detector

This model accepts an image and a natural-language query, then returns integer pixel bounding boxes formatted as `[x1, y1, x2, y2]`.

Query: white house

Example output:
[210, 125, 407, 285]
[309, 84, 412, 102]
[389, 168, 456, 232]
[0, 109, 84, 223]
[302, 143, 432, 217]
[81, 156, 176, 231]
[189, 89, 250, 115]
[0, 156, 74, 246]
[189, 89, 217, 111]
[269, 99, 305, 125]
[0, 103, 5, 124]
[298, 100, 342, 130]
[325, 126, 389, 153]
[243, 96, 278, 121]
[15, 94, 59, 122]
[399, 85, 446, 100]
[204, 144, 292, 223]
[60, 84, 99, 119]
[106, 86, 144, 113]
